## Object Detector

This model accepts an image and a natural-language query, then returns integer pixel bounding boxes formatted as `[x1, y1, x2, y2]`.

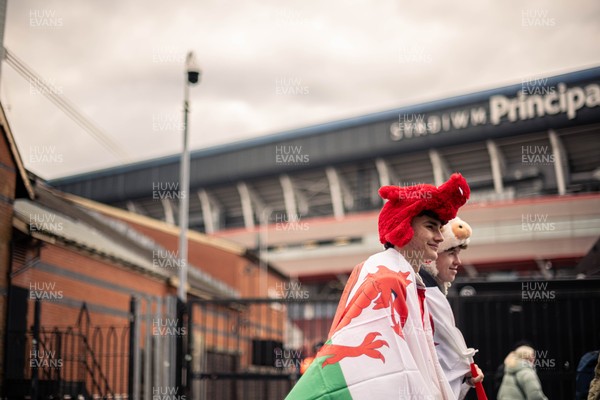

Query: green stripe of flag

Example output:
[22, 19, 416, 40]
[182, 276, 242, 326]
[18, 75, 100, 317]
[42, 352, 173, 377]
[286, 355, 353, 400]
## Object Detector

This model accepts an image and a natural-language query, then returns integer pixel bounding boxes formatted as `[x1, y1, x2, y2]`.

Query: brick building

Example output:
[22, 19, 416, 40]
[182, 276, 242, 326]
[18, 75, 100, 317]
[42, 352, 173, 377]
[0, 102, 289, 398]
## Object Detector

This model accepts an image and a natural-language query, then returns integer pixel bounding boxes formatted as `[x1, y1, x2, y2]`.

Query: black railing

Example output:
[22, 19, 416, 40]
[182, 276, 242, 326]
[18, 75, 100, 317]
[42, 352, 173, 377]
[4, 299, 130, 399]
[452, 279, 600, 400]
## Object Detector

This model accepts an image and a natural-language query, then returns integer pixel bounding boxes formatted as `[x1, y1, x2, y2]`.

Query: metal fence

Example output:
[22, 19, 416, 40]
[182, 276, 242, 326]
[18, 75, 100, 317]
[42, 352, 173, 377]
[452, 279, 600, 400]
[182, 298, 339, 400]
[4, 300, 130, 399]
[3, 293, 180, 400]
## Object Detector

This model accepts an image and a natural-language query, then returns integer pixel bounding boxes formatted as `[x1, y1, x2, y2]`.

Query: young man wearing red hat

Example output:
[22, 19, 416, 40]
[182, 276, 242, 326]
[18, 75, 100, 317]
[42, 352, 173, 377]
[419, 217, 486, 400]
[286, 173, 470, 400]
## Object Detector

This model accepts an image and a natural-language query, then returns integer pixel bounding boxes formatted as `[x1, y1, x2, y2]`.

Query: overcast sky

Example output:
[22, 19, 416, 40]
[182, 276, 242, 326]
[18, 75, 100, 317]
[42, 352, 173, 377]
[3, 0, 600, 179]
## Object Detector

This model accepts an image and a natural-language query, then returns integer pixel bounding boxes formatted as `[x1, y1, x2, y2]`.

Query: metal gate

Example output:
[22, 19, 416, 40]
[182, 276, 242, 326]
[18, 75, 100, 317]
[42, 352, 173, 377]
[452, 278, 600, 400]
[181, 298, 339, 400]
[129, 295, 180, 400]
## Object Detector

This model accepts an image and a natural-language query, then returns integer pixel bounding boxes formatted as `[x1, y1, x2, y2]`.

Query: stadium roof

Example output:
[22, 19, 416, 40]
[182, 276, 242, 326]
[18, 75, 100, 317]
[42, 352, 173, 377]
[49, 66, 600, 204]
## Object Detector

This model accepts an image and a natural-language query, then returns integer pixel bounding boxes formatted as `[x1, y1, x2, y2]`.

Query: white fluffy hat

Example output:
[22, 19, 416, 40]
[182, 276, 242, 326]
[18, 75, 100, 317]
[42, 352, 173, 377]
[421, 216, 473, 294]
[438, 216, 472, 253]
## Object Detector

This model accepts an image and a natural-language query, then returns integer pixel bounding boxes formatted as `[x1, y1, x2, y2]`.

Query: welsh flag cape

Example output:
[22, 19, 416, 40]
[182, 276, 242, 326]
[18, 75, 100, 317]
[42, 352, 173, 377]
[286, 248, 455, 399]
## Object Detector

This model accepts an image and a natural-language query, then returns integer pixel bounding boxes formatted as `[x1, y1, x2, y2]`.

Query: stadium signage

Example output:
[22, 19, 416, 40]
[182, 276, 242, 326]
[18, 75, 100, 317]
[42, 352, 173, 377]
[390, 82, 600, 141]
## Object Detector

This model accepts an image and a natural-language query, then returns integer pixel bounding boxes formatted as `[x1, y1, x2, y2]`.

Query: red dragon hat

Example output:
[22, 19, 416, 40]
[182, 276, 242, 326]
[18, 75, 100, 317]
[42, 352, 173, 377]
[378, 173, 471, 248]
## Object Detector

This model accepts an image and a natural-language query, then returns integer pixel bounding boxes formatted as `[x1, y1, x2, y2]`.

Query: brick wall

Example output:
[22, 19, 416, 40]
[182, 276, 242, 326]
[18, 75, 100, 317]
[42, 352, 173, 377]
[125, 220, 286, 298]
[0, 127, 17, 390]
[11, 243, 171, 328]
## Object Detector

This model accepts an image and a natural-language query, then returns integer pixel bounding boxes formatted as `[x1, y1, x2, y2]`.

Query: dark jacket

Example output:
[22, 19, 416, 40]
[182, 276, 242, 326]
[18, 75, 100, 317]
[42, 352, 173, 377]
[418, 267, 438, 288]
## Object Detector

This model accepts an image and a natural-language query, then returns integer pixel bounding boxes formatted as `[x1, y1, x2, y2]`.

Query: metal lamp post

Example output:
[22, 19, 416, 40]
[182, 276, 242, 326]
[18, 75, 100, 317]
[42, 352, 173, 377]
[178, 51, 200, 302]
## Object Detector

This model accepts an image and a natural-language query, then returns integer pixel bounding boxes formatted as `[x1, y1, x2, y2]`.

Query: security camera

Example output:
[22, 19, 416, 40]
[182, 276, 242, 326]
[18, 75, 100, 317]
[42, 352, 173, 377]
[186, 52, 201, 85]
[187, 69, 200, 84]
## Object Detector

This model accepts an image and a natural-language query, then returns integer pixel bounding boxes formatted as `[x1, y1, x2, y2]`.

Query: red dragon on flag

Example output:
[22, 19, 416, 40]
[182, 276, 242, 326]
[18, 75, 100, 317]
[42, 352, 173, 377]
[318, 265, 412, 366]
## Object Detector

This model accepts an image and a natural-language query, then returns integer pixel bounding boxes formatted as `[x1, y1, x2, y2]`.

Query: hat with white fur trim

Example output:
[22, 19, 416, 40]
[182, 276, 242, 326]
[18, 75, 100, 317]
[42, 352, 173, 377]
[420, 216, 472, 294]
[438, 217, 472, 253]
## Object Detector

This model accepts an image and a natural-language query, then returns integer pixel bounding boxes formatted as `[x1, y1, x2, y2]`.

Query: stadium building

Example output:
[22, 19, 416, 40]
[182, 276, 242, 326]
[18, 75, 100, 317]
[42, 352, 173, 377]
[51, 66, 600, 297]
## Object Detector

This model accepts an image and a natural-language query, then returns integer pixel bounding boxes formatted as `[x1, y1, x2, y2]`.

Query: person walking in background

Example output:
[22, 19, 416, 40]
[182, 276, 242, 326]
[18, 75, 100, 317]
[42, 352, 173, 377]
[419, 216, 485, 399]
[493, 340, 534, 393]
[497, 345, 548, 400]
